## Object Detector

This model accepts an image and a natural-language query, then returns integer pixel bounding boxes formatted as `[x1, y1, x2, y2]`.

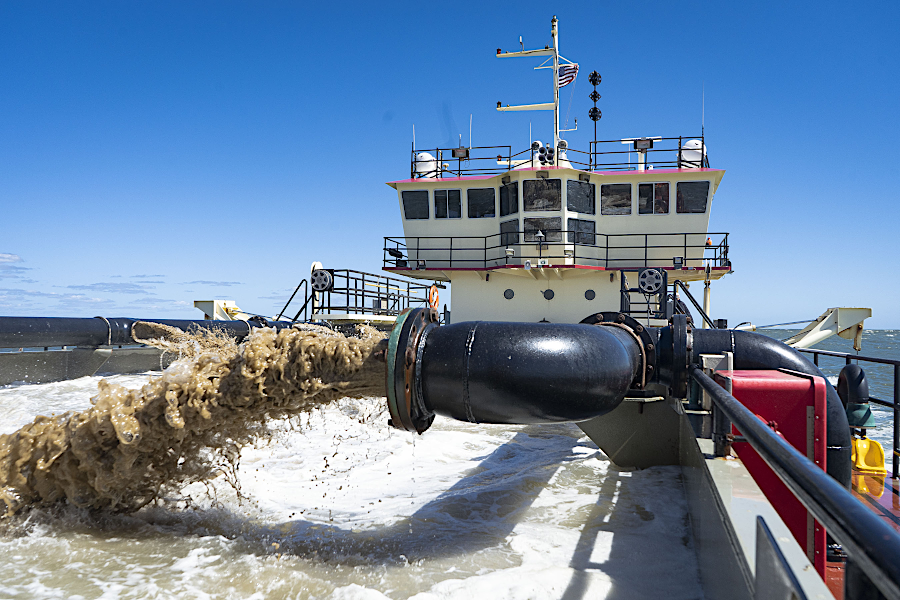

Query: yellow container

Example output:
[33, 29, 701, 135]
[851, 437, 887, 475]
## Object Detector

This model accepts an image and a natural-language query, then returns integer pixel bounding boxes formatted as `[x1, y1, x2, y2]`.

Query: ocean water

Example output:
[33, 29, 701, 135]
[758, 329, 900, 450]
[0, 375, 702, 599]
[1, 330, 896, 599]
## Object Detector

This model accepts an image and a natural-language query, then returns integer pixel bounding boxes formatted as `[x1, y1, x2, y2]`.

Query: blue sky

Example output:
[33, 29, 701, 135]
[1, 1, 898, 328]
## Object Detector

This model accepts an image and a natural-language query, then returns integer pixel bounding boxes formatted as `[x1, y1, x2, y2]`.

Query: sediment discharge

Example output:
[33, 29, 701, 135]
[0, 324, 388, 517]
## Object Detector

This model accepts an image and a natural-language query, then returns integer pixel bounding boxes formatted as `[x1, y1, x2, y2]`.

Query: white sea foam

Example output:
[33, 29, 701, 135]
[0, 373, 703, 599]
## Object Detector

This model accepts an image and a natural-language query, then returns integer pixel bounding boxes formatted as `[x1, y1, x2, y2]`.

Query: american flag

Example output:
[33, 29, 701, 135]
[558, 63, 578, 88]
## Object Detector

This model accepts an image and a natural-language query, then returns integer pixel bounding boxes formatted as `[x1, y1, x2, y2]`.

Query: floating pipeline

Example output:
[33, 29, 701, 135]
[0, 324, 388, 517]
[0, 316, 296, 349]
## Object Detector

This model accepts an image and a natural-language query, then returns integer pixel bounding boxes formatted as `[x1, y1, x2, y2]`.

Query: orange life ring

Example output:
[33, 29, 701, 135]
[428, 285, 440, 310]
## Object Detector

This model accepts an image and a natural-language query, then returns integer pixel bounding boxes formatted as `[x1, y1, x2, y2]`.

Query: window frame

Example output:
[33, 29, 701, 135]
[567, 217, 596, 245]
[566, 179, 596, 215]
[638, 182, 671, 215]
[523, 179, 562, 212]
[523, 217, 563, 243]
[675, 180, 711, 214]
[500, 181, 519, 217]
[600, 183, 633, 216]
[401, 190, 430, 220]
[466, 187, 497, 219]
[500, 218, 519, 246]
[434, 188, 462, 219]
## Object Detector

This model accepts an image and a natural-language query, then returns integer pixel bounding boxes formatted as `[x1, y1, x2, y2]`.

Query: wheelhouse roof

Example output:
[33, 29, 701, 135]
[387, 167, 725, 189]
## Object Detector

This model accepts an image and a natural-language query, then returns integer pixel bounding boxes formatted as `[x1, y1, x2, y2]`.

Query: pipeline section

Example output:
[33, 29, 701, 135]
[690, 328, 852, 486]
[0, 316, 295, 349]
[386, 309, 646, 433]
[386, 309, 850, 487]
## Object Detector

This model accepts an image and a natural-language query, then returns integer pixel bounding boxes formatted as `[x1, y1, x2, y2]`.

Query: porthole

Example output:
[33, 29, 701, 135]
[585, 289, 596, 301]
[504, 288, 514, 300]
[543, 289, 555, 300]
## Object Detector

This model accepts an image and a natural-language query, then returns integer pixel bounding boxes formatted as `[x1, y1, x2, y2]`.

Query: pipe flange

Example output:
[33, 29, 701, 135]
[580, 312, 655, 390]
[670, 314, 691, 398]
[386, 307, 438, 433]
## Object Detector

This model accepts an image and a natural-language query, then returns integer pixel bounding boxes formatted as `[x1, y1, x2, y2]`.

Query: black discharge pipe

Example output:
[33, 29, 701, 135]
[0, 316, 295, 349]
[387, 309, 850, 488]
[421, 322, 641, 424]
[688, 328, 852, 487]
[386, 309, 644, 432]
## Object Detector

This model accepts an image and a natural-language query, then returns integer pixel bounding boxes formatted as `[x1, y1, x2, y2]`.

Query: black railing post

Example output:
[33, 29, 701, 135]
[814, 352, 819, 367]
[895, 364, 899, 479]
[644, 234, 648, 267]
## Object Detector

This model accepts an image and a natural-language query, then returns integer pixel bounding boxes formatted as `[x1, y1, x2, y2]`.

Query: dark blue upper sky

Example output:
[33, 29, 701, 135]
[1, 1, 898, 327]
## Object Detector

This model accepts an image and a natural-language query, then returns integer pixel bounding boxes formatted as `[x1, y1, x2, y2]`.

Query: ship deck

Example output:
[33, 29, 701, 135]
[826, 470, 900, 598]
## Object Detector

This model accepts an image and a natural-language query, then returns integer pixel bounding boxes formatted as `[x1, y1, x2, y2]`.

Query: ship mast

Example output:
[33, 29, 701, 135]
[496, 16, 568, 163]
[551, 16, 559, 151]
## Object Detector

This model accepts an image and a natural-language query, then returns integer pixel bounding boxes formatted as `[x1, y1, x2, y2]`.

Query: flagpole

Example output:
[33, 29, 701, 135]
[552, 16, 559, 165]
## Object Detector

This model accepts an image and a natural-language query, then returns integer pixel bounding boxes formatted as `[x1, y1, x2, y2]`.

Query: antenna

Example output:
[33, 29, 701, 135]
[702, 82, 705, 136]
[469, 114, 472, 148]
[413, 124, 416, 151]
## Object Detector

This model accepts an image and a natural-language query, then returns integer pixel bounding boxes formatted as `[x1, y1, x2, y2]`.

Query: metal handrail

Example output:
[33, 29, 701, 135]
[672, 280, 717, 329]
[691, 366, 900, 599]
[799, 347, 900, 479]
[383, 231, 730, 270]
[277, 279, 308, 321]
[311, 269, 432, 318]
[408, 135, 710, 178]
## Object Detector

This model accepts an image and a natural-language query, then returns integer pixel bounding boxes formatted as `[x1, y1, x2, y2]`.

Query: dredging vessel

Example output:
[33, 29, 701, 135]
[2, 16, 899, 600]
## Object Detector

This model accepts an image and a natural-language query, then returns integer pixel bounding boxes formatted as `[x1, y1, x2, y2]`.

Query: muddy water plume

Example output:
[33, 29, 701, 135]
[0, 324, 388, 517]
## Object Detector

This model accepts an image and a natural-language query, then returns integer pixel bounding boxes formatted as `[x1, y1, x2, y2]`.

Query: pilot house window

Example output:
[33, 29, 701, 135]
[567, 218, 596, 245]
[638, 183, 669, 215]
[434, 190, 461, 219]
[500, 181, 519, 217]
[467, 188, 496, 218]
[402, 190, 429, 220]
[566, 180, 595, 214]
[524, 217, 562, 242]
[676, 181, 710, 214]
[523, 179, 561, 211]
[601, 184, 632, 215]
[500, 219, 519, 246]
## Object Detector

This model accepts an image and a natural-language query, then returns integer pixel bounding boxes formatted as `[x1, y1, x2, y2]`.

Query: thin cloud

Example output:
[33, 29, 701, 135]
[0, 288, 111, 311]
[258, 293, 290, 300]
[182, 280, 242, 286]
[68, 282, 155, 295]
[56, 294, 110, 307]
[0, 254, 31, 279]
[130, 274, 166, 279]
